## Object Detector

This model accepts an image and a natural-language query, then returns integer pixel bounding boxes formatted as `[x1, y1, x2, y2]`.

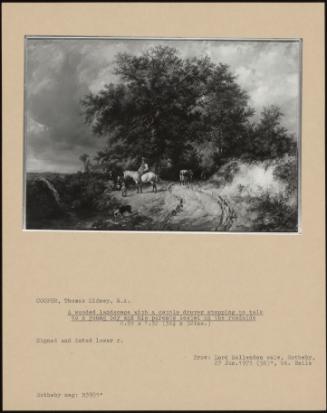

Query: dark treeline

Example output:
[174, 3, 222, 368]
[81, 46, 296, 179]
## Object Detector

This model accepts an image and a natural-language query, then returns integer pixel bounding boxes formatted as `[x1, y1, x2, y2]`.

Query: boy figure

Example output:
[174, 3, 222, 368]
[121, 181, 127, 197]
[116, 175, 123, 190]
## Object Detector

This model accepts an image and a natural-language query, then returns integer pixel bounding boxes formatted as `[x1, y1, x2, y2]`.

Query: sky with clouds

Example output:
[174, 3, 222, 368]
[25, 38, 301, 173]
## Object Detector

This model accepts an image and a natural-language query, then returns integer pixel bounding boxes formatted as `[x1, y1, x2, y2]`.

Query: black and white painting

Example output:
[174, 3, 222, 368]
[24, 37, 301, 232]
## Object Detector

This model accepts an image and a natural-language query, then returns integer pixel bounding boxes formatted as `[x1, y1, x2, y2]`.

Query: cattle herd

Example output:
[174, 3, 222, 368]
[179, 169, 193, 186]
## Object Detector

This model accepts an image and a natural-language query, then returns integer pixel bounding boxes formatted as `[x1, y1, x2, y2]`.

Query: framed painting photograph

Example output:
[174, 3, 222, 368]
[23, 35, 301, 233]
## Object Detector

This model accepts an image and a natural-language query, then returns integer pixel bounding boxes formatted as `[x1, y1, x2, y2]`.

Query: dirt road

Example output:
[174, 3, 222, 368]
[111, 181, 237, 231]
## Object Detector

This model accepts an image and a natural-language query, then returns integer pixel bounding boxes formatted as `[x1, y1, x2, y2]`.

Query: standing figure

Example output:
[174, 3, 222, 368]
[121, 181, 127, 197]
[116, 175, 123, 190]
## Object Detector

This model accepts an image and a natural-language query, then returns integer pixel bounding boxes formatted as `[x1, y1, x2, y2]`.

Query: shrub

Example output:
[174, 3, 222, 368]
[273, 156, 298, 195]
[249, 192, 298, 232]
[26, 178, 65, 224]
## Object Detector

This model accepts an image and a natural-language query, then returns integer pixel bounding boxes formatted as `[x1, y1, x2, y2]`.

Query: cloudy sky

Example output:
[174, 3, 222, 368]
[25, 38, 301, 173]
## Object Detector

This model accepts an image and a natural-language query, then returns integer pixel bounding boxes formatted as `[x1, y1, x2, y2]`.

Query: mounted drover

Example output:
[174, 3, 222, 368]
[123, 170, 158, 193]
[138, 157, 149, 176]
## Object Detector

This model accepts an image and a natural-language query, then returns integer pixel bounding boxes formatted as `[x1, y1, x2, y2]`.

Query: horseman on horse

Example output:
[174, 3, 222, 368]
[123, 156, 158, 193]
[138, 157, 149, 178]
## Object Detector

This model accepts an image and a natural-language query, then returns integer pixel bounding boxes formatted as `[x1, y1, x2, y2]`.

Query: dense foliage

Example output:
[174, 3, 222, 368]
[81, 45, 296, 179]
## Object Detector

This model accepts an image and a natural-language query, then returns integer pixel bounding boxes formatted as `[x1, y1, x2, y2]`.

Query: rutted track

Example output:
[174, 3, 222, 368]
[111, 181, 237, 231]
[193, 186, 237, 231]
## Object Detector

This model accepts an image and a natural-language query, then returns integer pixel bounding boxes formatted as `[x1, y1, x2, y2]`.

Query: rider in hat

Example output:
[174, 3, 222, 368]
[138, 156, 149, 177]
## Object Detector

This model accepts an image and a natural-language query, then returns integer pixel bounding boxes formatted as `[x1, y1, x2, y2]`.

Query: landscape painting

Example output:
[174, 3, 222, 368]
[24, 37, 300, 232]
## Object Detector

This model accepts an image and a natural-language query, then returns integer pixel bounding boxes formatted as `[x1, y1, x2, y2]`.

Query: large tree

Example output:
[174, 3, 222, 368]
[248, 105, 296, 160]
[81, 45, 254, 173]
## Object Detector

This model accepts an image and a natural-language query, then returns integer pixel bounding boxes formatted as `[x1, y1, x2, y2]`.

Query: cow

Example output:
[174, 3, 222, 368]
[179, 169, 193, 186]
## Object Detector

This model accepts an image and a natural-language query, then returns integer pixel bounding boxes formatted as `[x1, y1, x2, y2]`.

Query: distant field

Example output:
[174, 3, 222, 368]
[27, 172, 73, 180]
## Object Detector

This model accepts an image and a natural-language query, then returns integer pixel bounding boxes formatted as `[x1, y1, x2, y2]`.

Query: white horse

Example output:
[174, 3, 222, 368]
[141, 171, 158, 193]
[123, 170, 142, 193]
[123, 170, 158, 193]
